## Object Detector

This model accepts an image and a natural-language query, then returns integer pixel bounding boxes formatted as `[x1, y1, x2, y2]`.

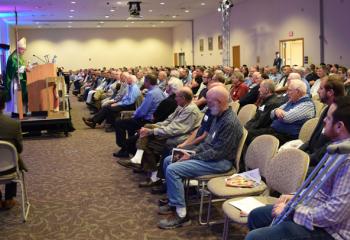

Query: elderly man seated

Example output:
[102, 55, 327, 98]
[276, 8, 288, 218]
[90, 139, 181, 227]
[158, 86, 243, 229]
[117, 87, 202, 186]
[248, 80, 315, 145]
[83, 74, 140, 129]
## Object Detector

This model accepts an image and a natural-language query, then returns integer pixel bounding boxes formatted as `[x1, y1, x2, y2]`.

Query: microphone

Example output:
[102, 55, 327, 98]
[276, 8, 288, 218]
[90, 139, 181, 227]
[33, 54, 46, 64]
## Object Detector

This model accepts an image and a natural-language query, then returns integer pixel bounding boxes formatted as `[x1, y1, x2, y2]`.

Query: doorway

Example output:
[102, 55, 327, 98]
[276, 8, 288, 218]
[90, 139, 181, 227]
[232, 46, 240, 68]
[174, 52, 186, 67]
[279, 38, 304, 66]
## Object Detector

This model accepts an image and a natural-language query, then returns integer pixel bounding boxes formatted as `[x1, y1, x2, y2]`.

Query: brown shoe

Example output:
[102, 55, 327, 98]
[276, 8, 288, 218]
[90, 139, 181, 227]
[3, 199, 17, 210]
[83, 118, 96, 129]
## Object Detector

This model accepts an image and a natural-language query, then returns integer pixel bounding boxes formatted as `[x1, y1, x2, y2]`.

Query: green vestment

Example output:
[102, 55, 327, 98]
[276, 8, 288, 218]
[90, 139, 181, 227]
[4, 50, 28, 103]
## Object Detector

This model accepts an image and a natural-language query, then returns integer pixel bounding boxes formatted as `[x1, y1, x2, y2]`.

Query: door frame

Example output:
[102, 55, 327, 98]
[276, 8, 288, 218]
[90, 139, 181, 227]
[279, 38, 304, 66]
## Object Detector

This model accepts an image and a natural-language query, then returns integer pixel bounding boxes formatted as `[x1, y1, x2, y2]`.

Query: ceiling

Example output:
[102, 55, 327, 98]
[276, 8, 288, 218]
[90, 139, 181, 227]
[0, 0, 225, 28]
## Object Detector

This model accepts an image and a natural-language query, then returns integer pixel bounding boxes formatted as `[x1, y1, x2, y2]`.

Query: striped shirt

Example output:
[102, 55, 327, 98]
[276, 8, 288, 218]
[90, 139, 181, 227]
[293, 139, 350, 239]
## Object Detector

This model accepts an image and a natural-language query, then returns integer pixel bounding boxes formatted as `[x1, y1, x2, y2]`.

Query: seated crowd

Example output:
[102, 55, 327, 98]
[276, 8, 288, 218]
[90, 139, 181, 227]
[27, 63, 350, 237]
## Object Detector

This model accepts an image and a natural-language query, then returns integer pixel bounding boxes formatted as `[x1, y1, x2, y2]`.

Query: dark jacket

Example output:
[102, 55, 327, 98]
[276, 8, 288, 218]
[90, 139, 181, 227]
[245, 94, 281, 130]
[0, 113, 26, 172]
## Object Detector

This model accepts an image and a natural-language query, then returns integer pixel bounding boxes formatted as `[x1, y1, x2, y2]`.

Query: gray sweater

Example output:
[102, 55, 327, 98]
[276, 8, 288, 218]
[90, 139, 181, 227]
[188, 107, 243, 162]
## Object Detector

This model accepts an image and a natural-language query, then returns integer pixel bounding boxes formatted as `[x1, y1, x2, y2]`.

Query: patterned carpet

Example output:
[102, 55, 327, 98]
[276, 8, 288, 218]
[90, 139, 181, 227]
[0, 96, 247, 240]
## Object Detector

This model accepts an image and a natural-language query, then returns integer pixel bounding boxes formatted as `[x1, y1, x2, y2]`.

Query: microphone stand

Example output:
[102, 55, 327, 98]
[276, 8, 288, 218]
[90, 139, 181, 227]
[33, 54, 46, 64]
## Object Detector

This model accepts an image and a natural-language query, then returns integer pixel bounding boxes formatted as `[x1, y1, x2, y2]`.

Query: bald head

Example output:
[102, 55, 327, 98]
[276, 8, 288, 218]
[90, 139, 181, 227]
[207, 86, 230, 116]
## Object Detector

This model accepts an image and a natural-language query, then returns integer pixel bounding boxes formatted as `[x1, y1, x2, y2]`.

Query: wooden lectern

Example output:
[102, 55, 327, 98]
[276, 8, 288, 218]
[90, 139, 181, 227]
[26, 63, 57, 114]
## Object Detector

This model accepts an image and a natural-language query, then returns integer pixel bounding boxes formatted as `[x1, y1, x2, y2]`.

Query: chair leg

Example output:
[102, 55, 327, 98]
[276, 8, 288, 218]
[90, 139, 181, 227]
[206, 192, 213, 225]
[15, 172, 30, 222]
[198, 180, 207, 225]
[222, 215, 229, 240]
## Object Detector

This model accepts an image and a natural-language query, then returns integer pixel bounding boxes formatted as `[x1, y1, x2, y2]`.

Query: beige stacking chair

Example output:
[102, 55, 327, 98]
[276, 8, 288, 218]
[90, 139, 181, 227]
[298, 117, 319, 143]
[221, 148, 309, 239]
[204, 135, 279, 225]
[237, 104, 257, 126]
[230, 101, 240, 114]
[313, 99, 325, 117]
[0, 141, 30, 222]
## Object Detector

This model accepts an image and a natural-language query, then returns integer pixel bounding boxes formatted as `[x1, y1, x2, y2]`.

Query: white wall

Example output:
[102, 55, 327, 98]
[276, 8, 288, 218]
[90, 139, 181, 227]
[18, 28, 173, 70]
[193, 12, 223, 66]
[172, 22, 193, 66]
[193, 0, 350, 67]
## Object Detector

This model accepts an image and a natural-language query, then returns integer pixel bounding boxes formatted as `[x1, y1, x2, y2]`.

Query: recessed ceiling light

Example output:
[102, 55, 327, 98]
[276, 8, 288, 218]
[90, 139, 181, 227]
[172, 15, 177, 18]
[160, 21, 164, 23]
[201, 2, 206, 6]
[105, 15, 110, 18]
[152, 25, 156, 27]
[70, 9, 75, 12]
[185, 10, 189, 13]
[68, 25, 72, 28]
[110, 9, 115, 12]
[97, 25, 101, 28]
[160, 2, 165, 5]
[100, 21, 104, 24]
[68, 21, 72, 24]
[35, 22, 39, 24]
[71, 1, 76, 4]
[69, 15, 74, 18]
[131, 21, 135, 24]
[38, 26, 42, 28]
[148, 9, 153, 12]
[117, 1, 122, 5]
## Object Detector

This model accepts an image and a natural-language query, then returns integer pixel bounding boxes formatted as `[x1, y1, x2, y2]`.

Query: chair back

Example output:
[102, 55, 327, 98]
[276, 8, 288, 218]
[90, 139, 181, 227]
[313, 100, 325, 117]
[0, 141, 19, 174]
[299, 117, 319, 143]
[230, 101, 240, 113]
[234, 127, 248, 172]
[245, 135, 279, 177]
[237, 104, 257, 126]
[265, 148, 309, 194]
[135, 94, 144, 108]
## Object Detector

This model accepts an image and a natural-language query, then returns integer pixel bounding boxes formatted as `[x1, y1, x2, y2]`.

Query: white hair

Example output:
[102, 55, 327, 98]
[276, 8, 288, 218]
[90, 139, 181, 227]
[168, 77, 183, 93]
[170, 70, 180, 78]
[290, 79, 307, 94]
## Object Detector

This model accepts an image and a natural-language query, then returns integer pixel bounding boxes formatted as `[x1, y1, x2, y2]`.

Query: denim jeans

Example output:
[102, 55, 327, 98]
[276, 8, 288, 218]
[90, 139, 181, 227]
[163, 155, 232, 208]
[245, 205, 333, 240]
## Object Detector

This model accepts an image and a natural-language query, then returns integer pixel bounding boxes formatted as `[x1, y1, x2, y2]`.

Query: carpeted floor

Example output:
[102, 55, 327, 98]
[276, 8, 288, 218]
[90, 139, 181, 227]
[0, 96, 247, 240]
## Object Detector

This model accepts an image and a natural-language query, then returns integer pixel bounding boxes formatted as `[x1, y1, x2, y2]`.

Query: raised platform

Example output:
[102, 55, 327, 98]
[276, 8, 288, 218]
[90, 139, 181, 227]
[20, 111, 73, 136]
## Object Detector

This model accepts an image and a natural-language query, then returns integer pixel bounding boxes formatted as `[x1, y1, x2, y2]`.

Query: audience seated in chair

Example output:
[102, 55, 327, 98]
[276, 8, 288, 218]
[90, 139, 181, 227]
[117, 87, 202, 186]
[0, 91, 26, 210]
[247, 80, 315, 145]
[158, 86, 243, 229]
[245, 96, 350, 240]
[299, 75, 345, 171]
[82, 74, 140, 130]
[112, 73, 167, 158]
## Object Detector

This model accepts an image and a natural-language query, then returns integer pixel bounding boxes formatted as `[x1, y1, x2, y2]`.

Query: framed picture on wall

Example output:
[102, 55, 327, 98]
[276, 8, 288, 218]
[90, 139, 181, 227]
[218, 35, 223, 50]
[199, 39, 204, 52]
[208, 37, 213, 51]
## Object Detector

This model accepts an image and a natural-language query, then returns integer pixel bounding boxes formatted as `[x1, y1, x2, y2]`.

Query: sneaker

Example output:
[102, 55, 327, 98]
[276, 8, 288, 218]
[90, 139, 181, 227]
[158, 213, 191, 229]
[158, 205, 176, 215]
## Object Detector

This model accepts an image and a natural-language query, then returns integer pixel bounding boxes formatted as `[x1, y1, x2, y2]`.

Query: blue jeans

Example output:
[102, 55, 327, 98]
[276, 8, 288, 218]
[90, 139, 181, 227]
[245, 205, 333, 240]
[163, 155, 232, 208]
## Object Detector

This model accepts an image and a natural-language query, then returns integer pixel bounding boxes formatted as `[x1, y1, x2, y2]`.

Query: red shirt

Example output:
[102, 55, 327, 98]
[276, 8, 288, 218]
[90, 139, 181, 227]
[230, 82, 249, 101]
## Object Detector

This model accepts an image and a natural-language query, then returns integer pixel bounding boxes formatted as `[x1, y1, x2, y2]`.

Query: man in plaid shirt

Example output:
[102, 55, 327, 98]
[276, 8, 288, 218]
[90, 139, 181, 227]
[246, 96, 350, 240]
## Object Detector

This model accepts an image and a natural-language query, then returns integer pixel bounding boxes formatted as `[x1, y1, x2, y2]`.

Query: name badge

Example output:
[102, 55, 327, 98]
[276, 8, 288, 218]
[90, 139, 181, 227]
[212, 132, 216, 139]
[204, 115, 208, 121]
